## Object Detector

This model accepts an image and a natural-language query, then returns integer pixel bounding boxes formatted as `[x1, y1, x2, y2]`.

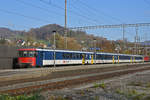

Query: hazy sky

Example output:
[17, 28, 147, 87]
[0, 0, 150, 41]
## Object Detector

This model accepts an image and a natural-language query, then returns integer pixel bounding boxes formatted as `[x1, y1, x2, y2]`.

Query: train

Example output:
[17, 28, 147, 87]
[17, 48, 144, 68]
[144, 56, 150, 62]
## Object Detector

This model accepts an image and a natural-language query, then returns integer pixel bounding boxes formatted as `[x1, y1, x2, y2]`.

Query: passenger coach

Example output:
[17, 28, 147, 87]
[18, 48, 144, 68]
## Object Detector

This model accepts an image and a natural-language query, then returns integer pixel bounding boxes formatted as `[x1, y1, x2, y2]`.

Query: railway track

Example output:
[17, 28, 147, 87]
[0, 63, 150, 95]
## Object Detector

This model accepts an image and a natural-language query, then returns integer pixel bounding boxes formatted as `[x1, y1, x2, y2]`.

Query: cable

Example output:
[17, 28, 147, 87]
[68, 0, 105, 24]
[40, 0, 66, 10]
[0, 8, 50, 23]
[68, 1, 109, 24]
[39, 0, 101, 25]
[4, 24, 31, 30]
[77, 0, 124, 23]
[68, 5, 102, 23]
[15, 0, 64, 16]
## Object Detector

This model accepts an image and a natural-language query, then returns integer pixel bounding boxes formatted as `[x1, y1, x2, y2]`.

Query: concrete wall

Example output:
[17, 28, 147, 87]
[0, 46, 18, 69]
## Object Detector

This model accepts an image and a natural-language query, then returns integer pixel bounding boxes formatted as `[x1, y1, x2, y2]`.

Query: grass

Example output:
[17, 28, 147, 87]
[0, 93, 44, 100]
[115, 88, 147, 100]
[93, 96, 99, 100]
[115, 88, 124, 95]
[146, 82, 150, 88]
[48, 95, 72, 100]
[93, 82, 106, 89]
[128, 81, 142, 87]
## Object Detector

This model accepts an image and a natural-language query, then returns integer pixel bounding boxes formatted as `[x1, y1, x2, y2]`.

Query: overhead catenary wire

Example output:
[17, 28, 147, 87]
[77, 0, 124, 24]
[69, 0, 114, 24]
[0, 8, 50, 23]
[15, 0, 64, 16]
[68, 1, 104, 24]
[39, 0, 101, 25]
[39, 0, 99, 25]
[4, 23, 32, 30]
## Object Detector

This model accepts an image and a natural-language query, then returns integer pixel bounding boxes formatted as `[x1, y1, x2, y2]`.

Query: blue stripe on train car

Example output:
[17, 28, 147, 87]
[39, 51, 54, 66]
[36, 51, 43, 67]
[44, 51, 54, 60]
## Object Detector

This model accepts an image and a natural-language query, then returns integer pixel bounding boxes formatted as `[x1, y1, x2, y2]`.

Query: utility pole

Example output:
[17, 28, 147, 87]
[135, 25, 138, 55]
[122, 24, 125, 42]
[122, 24, 125, 52]
[53, 30, 56, 67]
[94, 39, 96, 64]
[138, 37, 140, 54]
[144, 33, 148, 56]
[134, 36, 136, 55]
[64, 0, 67, 49]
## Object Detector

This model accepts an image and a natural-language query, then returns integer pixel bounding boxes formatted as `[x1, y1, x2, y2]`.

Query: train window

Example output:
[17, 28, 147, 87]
[96, 55, 98, 59]
[96, 54, 101, 59]
[136, 57, 142, 60]
[125, 56, 130, 60]
[67, 53, 69, 59]
[105, 55, 108, 59]
[120, 55, 129, 60]
[76, 54, 78, 59]
[101, 54, 105, 59]
[29, 51, 35, 57]
[72, 54, 75, 59]
[19, 51, 36, 57]
[119, 56, 122, 59]
[86, 54, 88, 59]
[114, 56, 118, 59]
[23, 51, 27, 57]
[62, 53, 73, 59]
[73, 53, 78, 59]
[80, 54, 82, 59]
[65, 53, 67, 58]
[104, 55, 112, 60]
[66, 53, 69, 59]
[63, 53, 68, 59]
[62, 53, 64, 59]
[70, 53, 73, 59]
[77, 54, 80, 59]
[89, 55, 91, 59]
[56, 52, 61, 59]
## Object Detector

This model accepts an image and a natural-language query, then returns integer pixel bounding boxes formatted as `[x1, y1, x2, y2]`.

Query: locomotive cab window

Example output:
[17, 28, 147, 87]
[19, 51, 36, 57]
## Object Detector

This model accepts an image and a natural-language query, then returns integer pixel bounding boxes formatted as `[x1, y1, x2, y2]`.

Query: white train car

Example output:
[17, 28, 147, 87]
[18, 48, 144, 67]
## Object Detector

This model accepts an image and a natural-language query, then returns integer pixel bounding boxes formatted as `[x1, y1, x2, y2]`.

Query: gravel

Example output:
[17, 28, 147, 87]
[42, 70, 150, 100]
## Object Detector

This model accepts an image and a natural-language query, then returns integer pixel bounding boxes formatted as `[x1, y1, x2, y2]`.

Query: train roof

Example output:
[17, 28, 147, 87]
[37, 48, 94, 54]
[18, 48, 94, 54]
[18, 48, 143, 57]
[96, 52, 143, 57]
[18, 48, 36, 51]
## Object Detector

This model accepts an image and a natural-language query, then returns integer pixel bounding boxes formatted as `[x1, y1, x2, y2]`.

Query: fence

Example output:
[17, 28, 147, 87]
[0, 46, 18, 69]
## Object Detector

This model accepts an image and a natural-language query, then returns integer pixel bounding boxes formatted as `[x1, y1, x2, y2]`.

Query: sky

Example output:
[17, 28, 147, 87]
[0, 0, 150, 41]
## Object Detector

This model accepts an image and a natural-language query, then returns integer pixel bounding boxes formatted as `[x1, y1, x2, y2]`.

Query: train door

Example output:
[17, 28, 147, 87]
[114, 56, 118, 63]
[118, 56, 120, 64]
[82, 54, 85, 65]
[101, 54, 105, 63]
[112, 56, 115, 64]
[134, 57, 136, 63]
[36, 51, 43, 67]
[94, 53, 96, 64]
[112, 55, 116, 64]
[130, 57, 133, 63]
[91, 54, 94, 64]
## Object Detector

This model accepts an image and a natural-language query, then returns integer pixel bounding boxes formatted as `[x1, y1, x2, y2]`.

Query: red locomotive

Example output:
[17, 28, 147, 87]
[18, 48, 36, 67]
[144, 56, 150, 62]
